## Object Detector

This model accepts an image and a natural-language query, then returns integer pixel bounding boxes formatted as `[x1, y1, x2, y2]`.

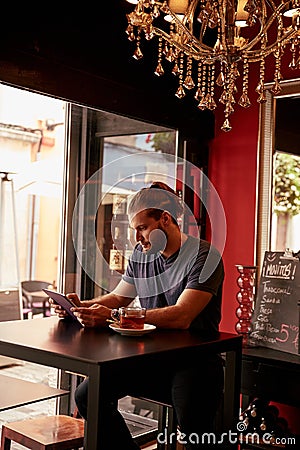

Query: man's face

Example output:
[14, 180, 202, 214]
[130, 210, 165, 253]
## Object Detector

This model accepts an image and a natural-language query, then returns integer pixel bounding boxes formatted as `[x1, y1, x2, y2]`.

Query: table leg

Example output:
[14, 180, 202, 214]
[166, 407, 177, 450]
[222, 347, 242, 448]
[157, 405, 167, 450]
[223, 349, 242, 430]
[157, 405, 177, 450]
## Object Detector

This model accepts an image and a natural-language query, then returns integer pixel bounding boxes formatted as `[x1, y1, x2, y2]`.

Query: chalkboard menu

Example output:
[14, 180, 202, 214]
[250, 251, 300, 355]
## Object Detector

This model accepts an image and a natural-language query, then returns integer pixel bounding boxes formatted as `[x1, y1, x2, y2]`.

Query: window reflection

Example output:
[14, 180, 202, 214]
[271, 151, 300, 252]
[257, 81, 300, 268]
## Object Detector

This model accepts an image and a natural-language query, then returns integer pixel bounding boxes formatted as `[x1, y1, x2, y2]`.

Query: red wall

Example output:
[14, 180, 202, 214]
[209, 98, 259, 333]
[208, 57, 300, 333]
[208, 62, 300, 432]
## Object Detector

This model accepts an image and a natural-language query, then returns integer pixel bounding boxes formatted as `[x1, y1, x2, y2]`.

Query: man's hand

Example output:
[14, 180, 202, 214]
[71, 304, 111, 328]
[49, 292, 81, 319]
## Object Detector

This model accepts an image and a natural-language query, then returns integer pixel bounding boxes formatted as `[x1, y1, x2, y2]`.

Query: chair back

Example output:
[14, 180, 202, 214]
[21, 281, 52, 316]
[21, 280, 51, 294]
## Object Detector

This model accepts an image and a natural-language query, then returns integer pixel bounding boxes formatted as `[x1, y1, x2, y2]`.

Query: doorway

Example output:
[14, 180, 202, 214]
[0, 85, 66, 319]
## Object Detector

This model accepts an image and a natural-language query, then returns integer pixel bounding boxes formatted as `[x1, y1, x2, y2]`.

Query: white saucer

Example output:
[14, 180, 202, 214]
[109, 323, 156, 336]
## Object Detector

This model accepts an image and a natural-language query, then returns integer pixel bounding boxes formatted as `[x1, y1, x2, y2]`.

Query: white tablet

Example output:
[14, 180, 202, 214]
[43, 289, 83, 326]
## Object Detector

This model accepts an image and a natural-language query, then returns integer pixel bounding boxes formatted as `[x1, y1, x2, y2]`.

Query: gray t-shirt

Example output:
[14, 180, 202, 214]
[122, 235, 224, 333]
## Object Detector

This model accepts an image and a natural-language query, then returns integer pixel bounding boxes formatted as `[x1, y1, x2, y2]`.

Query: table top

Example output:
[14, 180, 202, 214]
[0, 317, 241, 370]
[0, 373, 68, 411]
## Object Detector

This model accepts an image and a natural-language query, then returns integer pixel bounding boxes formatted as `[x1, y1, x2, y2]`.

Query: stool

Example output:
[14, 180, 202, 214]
[136, 397, 178, 450]
[1, 415, 84, 450]
[132, 397, 160, 419]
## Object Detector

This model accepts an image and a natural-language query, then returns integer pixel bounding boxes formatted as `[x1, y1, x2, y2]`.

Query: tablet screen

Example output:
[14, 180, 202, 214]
[43, 289, 83, 326]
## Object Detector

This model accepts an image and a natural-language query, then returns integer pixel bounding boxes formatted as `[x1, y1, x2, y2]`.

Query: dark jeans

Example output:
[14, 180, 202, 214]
[75, 354, 224, 450]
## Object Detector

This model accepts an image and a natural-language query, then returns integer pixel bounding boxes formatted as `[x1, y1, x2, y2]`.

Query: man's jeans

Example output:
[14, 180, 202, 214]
[75, 354, 224, 449]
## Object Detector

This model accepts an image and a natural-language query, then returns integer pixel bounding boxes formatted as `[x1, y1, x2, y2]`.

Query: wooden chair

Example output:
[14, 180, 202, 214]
[21, 280, 52, 317]
[1, 414, 84, 450]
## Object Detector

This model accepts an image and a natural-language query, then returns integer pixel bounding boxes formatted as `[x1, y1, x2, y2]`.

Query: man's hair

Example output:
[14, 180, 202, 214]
[128, 181, 183, 224]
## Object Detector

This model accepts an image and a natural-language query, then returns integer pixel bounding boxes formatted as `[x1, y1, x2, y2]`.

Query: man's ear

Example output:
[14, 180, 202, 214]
[161, 210, 172, 226]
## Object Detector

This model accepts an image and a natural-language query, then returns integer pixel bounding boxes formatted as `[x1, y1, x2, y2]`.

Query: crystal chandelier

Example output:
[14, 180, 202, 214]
[125, 0, 300, 132]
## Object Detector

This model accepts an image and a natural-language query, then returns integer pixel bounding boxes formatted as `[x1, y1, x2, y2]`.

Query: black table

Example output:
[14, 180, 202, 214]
[0, 317, 242, 449]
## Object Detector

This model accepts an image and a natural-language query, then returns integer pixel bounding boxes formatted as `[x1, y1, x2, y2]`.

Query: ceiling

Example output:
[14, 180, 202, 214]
[0, 2, 189, 98]
[0, 1, 214, 140]
[4, 2, 299, 146]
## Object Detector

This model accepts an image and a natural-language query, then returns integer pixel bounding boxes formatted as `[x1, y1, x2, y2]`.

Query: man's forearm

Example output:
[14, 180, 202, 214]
[81, 292, 130, 309]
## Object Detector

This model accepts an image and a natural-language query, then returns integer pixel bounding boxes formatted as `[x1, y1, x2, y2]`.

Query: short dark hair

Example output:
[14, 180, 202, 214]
[128, 181, 183, 224]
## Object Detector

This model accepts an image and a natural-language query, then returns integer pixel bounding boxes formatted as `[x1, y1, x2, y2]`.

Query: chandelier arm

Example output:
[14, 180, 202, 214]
[152, 26, 215, 57]
[164, 2, 205, 46]
[163, 0, 198, 31]
[214, 0, 226, 53]
[196, 12, 211, 48]
[153, 0, 238, 57]
[151, 1, 297, 65]
[242, 28, 300, 62]
[223, 0, 237, 48]
[238, 1, 290, 53]
[155, 4, 219, 56]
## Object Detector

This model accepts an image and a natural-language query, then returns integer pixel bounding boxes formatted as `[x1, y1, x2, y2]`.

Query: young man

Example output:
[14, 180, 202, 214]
[52, 182, 225, 449]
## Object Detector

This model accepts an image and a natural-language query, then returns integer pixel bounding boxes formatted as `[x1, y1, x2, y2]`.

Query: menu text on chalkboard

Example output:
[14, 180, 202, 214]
[250, 251, 299, 355]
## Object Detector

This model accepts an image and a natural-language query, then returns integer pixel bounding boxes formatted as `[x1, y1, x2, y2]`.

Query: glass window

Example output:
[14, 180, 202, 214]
[63, 104, 178, 300]
[0, 85, 211, 439]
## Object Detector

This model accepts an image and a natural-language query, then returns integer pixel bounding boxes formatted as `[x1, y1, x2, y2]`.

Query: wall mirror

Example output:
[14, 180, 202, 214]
[257, 78, 300, 269]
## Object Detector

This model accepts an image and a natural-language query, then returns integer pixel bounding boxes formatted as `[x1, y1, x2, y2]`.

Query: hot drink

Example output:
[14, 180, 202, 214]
[111, 306, 146, 330]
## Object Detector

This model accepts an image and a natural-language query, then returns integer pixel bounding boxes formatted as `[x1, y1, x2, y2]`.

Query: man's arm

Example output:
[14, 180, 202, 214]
[74, 280, 137, 308]
[144, 288, 212, 329]
[51, 280, 137, 327]
[70, 279, 137, 327]
[75, 286, 211, 329]
[76, 286, 211, 330]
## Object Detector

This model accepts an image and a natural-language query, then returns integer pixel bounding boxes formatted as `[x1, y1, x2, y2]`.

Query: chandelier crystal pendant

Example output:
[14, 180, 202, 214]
[126, 0, 300, 132]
